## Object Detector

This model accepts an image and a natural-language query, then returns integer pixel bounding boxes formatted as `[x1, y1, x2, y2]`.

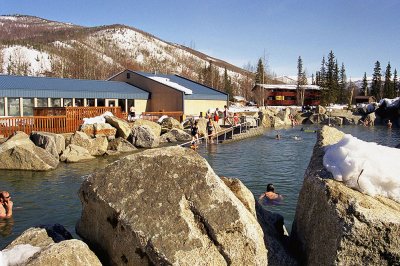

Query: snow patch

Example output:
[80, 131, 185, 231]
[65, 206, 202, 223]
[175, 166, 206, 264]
[149, 76, 193, 94]
[0, 244, 41, 266]
[1, 45, 52, 76]
[82, 111, 114, 125]
[323, 134, 400, 203]
[0, 16, 18, 21]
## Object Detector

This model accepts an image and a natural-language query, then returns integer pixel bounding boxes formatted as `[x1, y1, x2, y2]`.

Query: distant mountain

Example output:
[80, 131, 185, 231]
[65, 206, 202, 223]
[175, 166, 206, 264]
[0, 14, 261, 98]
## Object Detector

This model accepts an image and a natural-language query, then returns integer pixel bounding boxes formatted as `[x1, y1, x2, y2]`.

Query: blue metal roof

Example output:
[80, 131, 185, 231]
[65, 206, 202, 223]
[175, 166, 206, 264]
[134, 71, 228, 101]
[0, 75, 149, 99]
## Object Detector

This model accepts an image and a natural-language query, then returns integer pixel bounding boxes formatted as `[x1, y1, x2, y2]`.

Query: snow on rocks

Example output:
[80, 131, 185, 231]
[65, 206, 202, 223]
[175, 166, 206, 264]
[323, 134, 400, 203]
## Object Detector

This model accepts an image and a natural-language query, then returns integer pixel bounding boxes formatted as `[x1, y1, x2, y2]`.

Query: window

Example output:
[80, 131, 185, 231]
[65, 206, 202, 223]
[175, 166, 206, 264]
[87, 99, 95, 106]
[127, 72, 131, 79]
[23, 98, 34, 116]
[118, 99, 126, 112]
[8, 98, 20, 116]
[37, 98, 48, 107]
[75, 98, 84, 107]
[50, 98, 61, 107]
[0, 98, 4, 116]
[64, 98, 72, 107]
[97, 99, 105, 106]
[128, 99, 135, 108]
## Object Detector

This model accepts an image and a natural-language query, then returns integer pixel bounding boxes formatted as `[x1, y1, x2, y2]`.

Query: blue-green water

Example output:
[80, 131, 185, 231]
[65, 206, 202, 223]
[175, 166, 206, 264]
[0, 125, 399, 248]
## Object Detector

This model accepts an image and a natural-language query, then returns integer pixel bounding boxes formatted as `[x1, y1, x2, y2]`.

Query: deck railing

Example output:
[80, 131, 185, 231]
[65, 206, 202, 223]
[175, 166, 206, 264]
[0, 107, 124, 138]
[0, 116, 68, 137]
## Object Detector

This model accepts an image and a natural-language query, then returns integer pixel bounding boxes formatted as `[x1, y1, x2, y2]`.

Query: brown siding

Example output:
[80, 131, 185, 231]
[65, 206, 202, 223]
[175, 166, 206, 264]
[110, 70, 184, 112]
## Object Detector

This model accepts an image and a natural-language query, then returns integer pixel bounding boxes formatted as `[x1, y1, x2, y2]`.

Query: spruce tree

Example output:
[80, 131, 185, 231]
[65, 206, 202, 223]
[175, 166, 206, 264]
[361, 72, 368, 96]
[371, 61, 382, 100]
[383, 62, 394, 98]
[339, 63, 347, 103]
[325, 51, 338, 104]
[255, 58, 265, 84]
[296, 56, 307, 106]
[223, 68, 233, 101]
[394, 69, 398, 97]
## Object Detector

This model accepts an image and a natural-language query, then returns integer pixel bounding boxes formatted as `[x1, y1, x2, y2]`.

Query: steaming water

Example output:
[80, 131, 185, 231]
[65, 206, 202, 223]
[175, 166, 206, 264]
[0, 125, 399, 248]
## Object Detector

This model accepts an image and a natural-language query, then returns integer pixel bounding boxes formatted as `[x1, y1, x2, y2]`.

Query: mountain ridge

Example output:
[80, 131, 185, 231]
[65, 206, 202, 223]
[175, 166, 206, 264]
[0, 14, 268, 98]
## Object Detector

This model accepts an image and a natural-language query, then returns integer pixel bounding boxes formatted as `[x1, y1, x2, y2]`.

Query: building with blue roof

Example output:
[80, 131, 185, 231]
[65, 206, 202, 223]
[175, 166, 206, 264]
[109, 69, 228, 116]
[0, 70, 228, 117]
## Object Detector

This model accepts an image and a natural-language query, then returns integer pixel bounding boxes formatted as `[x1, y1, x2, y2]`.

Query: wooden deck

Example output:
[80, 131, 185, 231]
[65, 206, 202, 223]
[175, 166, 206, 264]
[0, 107, 123, 138]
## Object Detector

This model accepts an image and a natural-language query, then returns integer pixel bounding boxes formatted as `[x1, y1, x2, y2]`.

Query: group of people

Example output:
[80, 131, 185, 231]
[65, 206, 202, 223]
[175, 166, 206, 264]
[0, 191, 13, 219]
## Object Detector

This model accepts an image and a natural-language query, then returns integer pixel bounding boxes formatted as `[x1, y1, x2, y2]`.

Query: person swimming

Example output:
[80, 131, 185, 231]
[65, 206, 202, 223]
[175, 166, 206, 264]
[259, 184, 283, 205]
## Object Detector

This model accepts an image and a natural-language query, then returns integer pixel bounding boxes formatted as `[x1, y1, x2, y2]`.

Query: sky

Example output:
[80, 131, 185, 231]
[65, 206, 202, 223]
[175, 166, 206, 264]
[1, 0, 400, 80]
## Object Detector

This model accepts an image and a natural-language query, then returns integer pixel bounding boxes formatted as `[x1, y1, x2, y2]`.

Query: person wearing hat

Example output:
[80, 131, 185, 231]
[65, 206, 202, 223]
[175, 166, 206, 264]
[259, 184, 283, 203]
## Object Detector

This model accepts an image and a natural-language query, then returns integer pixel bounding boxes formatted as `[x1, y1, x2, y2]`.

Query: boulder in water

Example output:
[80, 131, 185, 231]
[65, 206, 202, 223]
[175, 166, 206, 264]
[131, 125, 160, 148]
[77, 146, 268, 265]
[30, 132, 65, 160]
[291, 126, 400, 265]
[0, 131, 59, 171]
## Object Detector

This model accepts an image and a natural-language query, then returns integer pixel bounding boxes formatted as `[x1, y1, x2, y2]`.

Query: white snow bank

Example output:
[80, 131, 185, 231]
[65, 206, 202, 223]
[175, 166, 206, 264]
[82, 111, 113, 125]
[323, 134, 400, 203]
[149, 77, 193, 95]
[378, 97, 400, 108]
[0, 244, 41, 266]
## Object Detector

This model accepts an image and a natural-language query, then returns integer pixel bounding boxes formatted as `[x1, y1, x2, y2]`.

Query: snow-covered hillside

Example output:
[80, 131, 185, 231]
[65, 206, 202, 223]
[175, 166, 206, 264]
[0, 15, 254, 96]
[1, 45, 53, 76]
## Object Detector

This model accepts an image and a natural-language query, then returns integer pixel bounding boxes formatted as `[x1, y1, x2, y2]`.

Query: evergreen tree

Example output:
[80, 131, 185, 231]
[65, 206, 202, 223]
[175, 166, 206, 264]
[223, 68, 233, 101]
[361, 72, 368, 96]
[296, 56, 307, 105]
[394, 69, 398, 97]
[324, 51, 339, 104]
[383, 62, 394, 98]
[371, 61, 382, 100]
[339, 63, 347, 103]
[255, 58, 265, 84]
[318, 57, 326, 87]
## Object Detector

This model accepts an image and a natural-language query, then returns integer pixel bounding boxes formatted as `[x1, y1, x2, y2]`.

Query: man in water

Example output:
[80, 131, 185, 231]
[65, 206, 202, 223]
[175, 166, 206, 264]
[0, 191, 13, 218]
[259, 184, 283, 204]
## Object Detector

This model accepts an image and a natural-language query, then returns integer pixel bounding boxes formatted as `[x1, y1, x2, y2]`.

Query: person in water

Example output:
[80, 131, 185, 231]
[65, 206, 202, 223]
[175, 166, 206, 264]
[0, 191, 13, 218]
[387, 119, 393, 129]
[259, 184, 283, 203]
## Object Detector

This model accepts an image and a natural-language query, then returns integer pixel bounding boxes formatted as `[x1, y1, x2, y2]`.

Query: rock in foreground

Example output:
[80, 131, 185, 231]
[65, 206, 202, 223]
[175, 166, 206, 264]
[3, 225, 101, 266]
[291, 126, 400, 265]
[77, 146, 268, 265]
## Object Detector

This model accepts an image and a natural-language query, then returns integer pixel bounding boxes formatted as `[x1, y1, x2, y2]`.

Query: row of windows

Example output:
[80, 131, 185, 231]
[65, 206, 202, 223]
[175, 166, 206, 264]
[0, 98, 136, 117]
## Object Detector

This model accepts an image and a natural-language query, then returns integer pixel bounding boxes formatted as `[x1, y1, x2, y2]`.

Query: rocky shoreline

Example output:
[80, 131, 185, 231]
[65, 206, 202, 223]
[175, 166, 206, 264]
[1, 106, 399, 264]
[2, 126, 399, 265]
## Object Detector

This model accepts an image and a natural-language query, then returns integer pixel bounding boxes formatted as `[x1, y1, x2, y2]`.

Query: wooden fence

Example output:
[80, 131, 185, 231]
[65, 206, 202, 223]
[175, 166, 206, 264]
[0, 107, 123, 138]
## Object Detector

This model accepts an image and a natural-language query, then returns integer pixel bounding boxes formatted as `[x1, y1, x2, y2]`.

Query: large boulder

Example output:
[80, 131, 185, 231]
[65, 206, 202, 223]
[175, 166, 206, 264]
[81, 123, 117, 139]
[107, 137, 137, 153]
[220, 176, 256, 217]
[291, 126, 400, 265]
[160, 117, 183, 130]
[2, 225, 100, 266]
[256, 203, 298, 266]
[160, 128, 192, 143]
[70, 131, 108, 156]
[60, 144, 95, 163]
[30, 132, 65, 160]
[2, 224, 101, 266]
[77, 146, 268, 265]
[0, 131, 59, 171]
[133, 119, 162, 137]
[131, 125, 160, 148]
[105, 116, 131, 139]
